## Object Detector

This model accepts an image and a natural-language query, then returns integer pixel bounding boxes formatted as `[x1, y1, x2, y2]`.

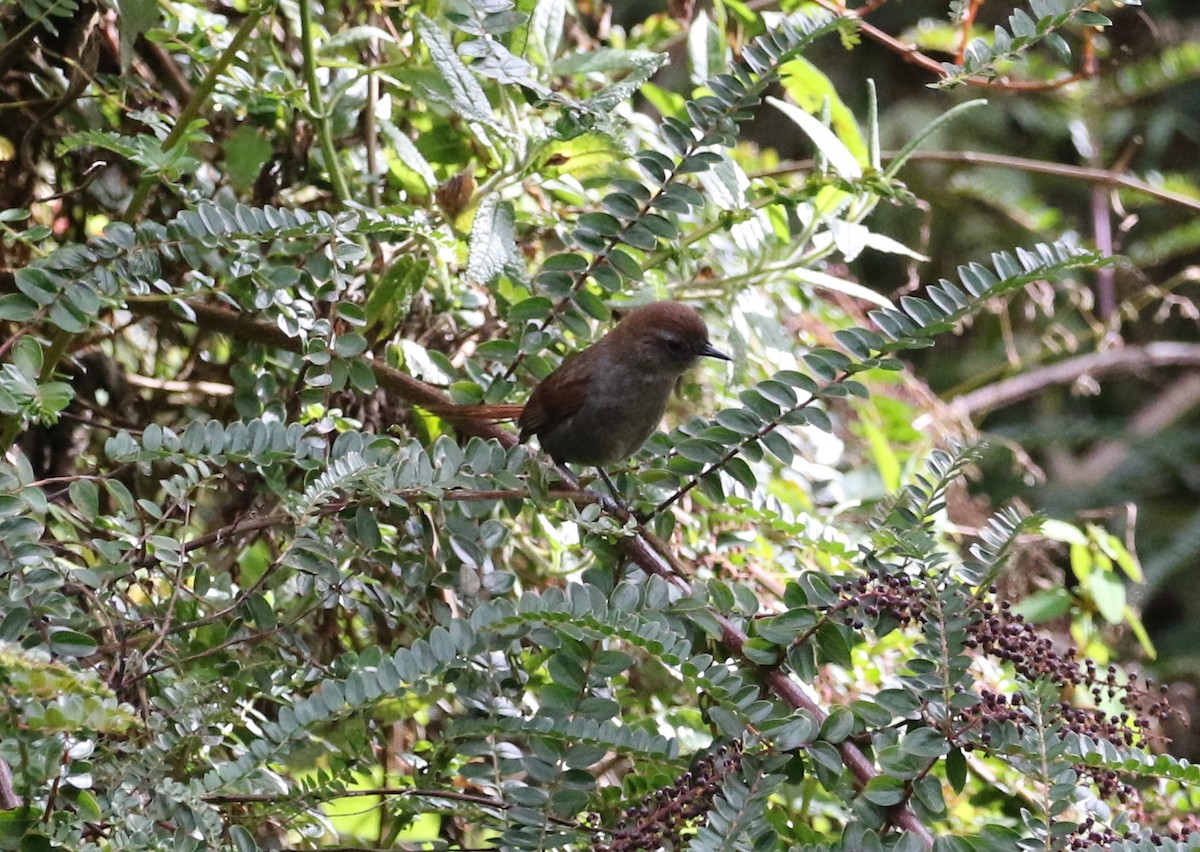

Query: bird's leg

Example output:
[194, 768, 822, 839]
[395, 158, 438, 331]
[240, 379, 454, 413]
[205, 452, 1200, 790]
[595, 467, 651, 524]
[549, 458, 646, 524]
[595, 466, 622, 504]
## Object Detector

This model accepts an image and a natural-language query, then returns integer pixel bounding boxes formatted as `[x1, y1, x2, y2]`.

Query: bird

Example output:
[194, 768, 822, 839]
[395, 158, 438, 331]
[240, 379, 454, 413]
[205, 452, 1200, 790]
[517, 300, 730, 466]
[426, 301, 730, 470]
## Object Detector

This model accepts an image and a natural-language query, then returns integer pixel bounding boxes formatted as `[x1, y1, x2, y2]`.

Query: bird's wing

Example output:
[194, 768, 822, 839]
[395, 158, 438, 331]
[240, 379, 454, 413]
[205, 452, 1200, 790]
[518, 358, 590, 442]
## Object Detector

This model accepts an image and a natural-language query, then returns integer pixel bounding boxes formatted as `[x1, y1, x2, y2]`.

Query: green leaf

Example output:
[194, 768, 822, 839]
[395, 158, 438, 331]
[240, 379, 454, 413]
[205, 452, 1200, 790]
[39, 382, 75, 416]
[334, 333, 368, 358]
[863, 774, 906, 806]
[606, 249, 642, 280]
[807, 739, 844, 774]
[245, 593, 278, 630]
[16, 267, 62, 306]
[49, 630, 98, 657]
[416, 15, 500, 128]
[766, 96, 862, 180]
[0, 293, 38, 321]
[818, 705, 855, 743]
[229, 825, 261, 852]
[708, 705, 745, 738]
[946, 746, 968, 794]
[1075, 10, 1111, 26]
[901, 727, 948, 758]
[223, 126, 273, 193]
[1012, 587, 1071, 622]
[769, 712, 817, 750]
[756, 608, 818, 644]
[467, 196, 520, 285]
[1040, 518, 1088, 545]
[509, 297, 554, 323]
[724, 457, 757, 490]
[1088, 570, 1126, 624]
[675, 438, 724, 464]
[874, 688, 920, 718]
[68, 480, 99, 521]
[116, 0, 160, 72]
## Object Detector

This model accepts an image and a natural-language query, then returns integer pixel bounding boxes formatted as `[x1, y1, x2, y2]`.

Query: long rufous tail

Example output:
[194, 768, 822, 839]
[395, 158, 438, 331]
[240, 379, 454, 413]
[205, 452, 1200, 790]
[420, 403, 524, 423]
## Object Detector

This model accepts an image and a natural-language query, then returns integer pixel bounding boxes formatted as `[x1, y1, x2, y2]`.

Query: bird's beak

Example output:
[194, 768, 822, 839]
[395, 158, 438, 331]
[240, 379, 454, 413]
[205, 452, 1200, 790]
[700, 342, 732, 361]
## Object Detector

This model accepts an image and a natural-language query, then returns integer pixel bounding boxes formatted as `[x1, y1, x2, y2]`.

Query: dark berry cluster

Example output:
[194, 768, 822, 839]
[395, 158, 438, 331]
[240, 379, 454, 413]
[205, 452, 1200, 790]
[967, 597, 1173, 739]
[825, 573, 1171, 745]
[821, 570, 1186, 843]
[830, 569, 925, 629]
[1067, 817, 1194, 849]
[597, 742, 743, 852]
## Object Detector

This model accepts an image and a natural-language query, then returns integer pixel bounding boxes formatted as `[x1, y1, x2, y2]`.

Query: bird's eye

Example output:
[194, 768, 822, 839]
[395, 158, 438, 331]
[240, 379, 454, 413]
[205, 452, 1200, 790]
[664, 337, 685, 353]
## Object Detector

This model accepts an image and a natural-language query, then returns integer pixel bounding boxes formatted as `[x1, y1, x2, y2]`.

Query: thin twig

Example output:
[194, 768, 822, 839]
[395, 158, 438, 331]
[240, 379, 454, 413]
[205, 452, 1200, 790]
[947, 342, 1200, 417]
[757, 150, 1200, 215]
[805, 0, 1095, 91]
[898, 150, 1200, 214]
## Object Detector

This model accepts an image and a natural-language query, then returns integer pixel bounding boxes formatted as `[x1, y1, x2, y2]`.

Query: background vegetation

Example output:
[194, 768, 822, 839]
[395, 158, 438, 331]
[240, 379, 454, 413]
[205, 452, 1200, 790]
[1, 0, 1199, 849]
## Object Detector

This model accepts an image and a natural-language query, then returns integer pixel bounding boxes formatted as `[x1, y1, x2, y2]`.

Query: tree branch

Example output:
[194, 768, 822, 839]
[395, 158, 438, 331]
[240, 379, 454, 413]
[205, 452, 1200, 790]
[758, 151, 1200, 215]
[897, 150, 1200, 215]
[947, 342, 1200, 417]
[803, 0, 1093, 91]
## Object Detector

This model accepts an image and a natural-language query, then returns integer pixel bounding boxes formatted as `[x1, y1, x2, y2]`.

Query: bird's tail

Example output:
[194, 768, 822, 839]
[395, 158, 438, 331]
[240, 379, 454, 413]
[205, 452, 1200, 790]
[419, 403, 523, 423]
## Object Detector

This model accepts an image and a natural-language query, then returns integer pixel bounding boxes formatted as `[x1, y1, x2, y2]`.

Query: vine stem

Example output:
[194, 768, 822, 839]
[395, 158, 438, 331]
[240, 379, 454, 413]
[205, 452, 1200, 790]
[298, 0, 352, 205]
[124, 8, 267, 221]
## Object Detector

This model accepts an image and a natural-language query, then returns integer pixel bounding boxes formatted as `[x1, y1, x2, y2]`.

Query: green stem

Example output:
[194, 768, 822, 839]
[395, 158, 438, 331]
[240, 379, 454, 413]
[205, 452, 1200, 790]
[298, 0, 352, 204]
[124, 9, 267, 221]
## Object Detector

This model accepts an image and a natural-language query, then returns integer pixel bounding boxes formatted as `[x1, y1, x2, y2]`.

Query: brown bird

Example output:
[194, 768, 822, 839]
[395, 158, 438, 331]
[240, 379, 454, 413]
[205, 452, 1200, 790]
[429, 301, 730, 468]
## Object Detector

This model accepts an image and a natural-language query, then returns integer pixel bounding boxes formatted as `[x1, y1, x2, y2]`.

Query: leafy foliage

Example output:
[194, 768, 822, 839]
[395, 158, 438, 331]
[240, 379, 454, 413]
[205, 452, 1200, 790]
[0, 0, 1198, 850]
[942, 0, 1134, 85]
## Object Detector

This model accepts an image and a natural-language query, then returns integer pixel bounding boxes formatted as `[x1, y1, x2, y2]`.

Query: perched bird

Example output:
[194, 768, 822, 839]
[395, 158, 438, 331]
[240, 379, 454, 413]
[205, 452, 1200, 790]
[428, 301, 730, 467]
[518, 301, 730, 465]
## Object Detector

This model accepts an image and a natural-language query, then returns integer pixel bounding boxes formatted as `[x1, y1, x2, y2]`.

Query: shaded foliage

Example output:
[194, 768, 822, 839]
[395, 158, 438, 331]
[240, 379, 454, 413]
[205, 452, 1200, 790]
[1, 0, 1199, 850]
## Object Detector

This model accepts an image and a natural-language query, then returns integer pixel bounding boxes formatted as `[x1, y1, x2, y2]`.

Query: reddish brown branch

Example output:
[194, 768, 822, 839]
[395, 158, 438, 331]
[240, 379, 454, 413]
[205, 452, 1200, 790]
[618, 530, 934, 843]
[806, 0, 1096, 91]
[956, 0, 985, 65]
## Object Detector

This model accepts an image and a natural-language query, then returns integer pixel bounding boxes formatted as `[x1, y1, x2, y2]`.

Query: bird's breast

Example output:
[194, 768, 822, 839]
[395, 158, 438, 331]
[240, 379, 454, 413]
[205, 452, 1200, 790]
[538, 359, 678, 466]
